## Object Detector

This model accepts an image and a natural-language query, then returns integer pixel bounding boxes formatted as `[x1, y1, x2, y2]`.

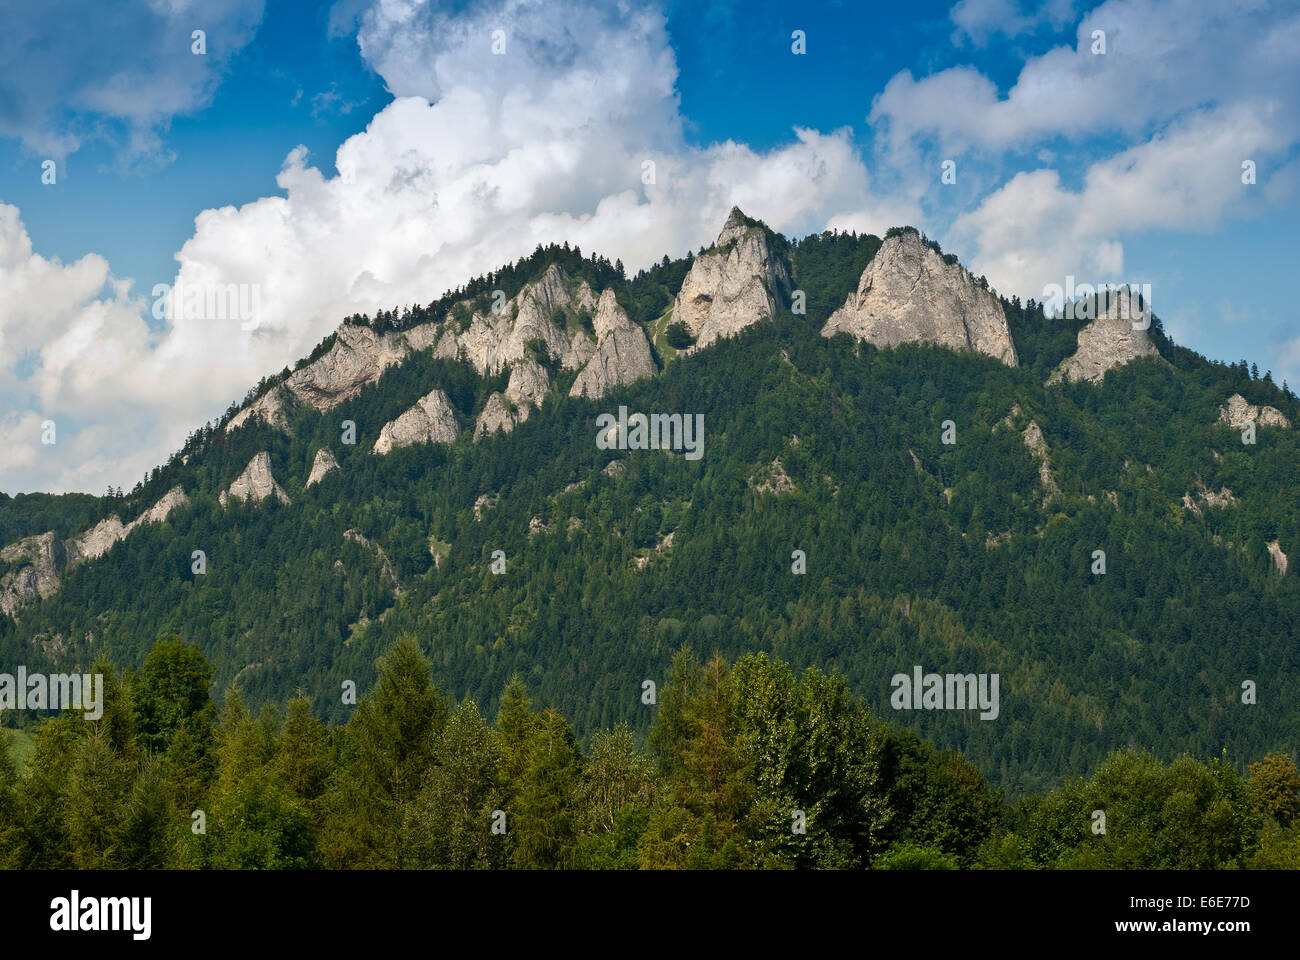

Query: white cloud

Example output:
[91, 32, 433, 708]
[947, 103, 1280, 303]
[949, 0, 1077, 46]
[876, 0, 1298, 155]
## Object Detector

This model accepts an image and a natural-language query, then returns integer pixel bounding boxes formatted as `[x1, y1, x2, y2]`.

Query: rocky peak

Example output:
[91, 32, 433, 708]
[716, 206, 751, 248]
[306, 448, 339, 487]
[821, 229, 1018, 366]
[132, 485, 189, 528]
[228, 384, 289, 433]
[373, 388, 460, 454]
[673, 207, 791, 351]
[440, 265, 597, 377]
[569, 289, 657, 399]
[220, 452, 291, 506]
[284, 322, 409, 411]
[1048, 286, 1161, 385]
[1218, 393, 1291, 429]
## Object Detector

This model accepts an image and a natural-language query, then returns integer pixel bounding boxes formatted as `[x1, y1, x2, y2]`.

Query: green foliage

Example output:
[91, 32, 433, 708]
[665, 321, 695, 350]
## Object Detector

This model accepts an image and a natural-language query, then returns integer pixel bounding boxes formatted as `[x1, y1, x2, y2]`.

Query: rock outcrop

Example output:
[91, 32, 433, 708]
[1048, 286, 1161, 384]
[285, 323, 410, 411]
[373, 389, 460, 454]
[1218, 394, 1291, 429]
[1267, 540, 1288, 576]
[1181, 480, 1236, 515]
[673, 207, 791, 350]
[306, 448, 339, 487]
[822, 229, 1018, 366]
[0, 533, 68, 615]
[476, 356, 556, 439]
[220, 452, 291, 506]
[228, 384, 289, 432]
[474, 392, 521, 439]
[132, 486, 189, 528]
[569, 289, 657, 399]
[1022, 421, 1059, 498]
[440, 264, 598, 376]
[0, 485, 188, 616]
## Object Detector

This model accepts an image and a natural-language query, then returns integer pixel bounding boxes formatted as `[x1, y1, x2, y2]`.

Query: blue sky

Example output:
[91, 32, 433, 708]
[1, 0, 1298, 492]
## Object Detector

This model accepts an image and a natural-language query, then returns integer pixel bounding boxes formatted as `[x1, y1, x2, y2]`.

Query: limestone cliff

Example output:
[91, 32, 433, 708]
[219, 452, 291, 506]
[821, 229, 1017, 366]
[673, 207, 791, 350]
[306, 448, 339, 487]
[1048, 286, 1161, 385]
[1218, 394, 1291, 429]
[373, 389, 460, 454]
[569, 289, 657, 399]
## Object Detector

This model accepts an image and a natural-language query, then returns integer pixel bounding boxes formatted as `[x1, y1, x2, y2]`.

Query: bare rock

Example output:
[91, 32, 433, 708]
[373, 389, 460, 454]
[474, 392, 520, 439]
[506, 357, 551, 409]
[1181, 480, 1236, 516]
[220, 452, 291, 506]
[228, 384, 289, 432]
[448, 265, 598, 376]
[0, 532, 69, 615]
[1267, 540, 1288, 576]
[1049, 287, 1161, 384]
[822, 229, 1018, 366]
[749, 458, 796, 494]
[286, 323, 410, 410]
[1022, 421, 1059, 498]
[569, 289, 657, 399]
[1218, 394, 1291, 429]
[306, 448, 339, 487]
[71, 516, 129, 562]
[673, 207, 791, 350]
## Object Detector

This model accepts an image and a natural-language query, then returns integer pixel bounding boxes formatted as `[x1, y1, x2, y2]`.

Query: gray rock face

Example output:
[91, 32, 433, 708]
[569, 289, 657, 399]
[1048, 287, 1161, 384]
[673, 207, 791, 350]
[1022, 421, 1059, 498]
[822, 229, 1018, 366]
[71, 516, 129, 562]
[220, 452, 291, 506]
[228, 384, 289, 432]
[0, 485, 189, 617]
[285, 323, 410, 411]
[1182, 482, 1236, 515]
[306, 448, 339, 487]
[474, 392, 520, 439]
[1218, 394, 1291, 429]
[506, 357, 551, 408]
[132, 486, 189, 528]
[373, 389, 460, 454]
[1268, 540, 1288, 576]
[441, 264, 599, 376]
[0, 532, 68, 615]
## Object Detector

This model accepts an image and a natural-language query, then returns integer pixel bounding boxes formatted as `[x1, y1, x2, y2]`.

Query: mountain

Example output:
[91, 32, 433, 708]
[1, 210, 1297, 796]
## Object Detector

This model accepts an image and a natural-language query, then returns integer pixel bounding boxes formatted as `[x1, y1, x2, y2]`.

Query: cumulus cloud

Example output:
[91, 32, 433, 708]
[0, 0, 895, 493]
[876, 0, 1299, 155]
[0, 0, 264, 162]
[949, 0, 1077, 46]
[948, 103, 1282, 299]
